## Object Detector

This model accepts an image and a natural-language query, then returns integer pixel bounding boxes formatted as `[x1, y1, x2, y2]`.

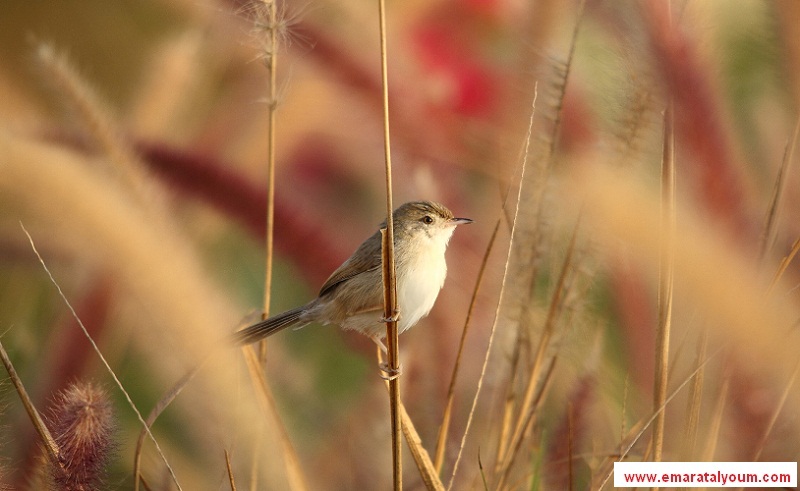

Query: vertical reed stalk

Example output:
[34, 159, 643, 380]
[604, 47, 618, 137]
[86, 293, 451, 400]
[259, 0, 279, 362]
[376, 0, 401, 487]
[447, 86, 537, 490]
[652, 103, 675, 463]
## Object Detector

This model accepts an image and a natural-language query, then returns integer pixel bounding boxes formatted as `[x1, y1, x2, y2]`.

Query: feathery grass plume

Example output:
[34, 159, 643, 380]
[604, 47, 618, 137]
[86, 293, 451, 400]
[612, 71, 661, 169]
[238, 0, 310, 60]
[499, 2, 587, 358]
[641, 1, 753, 237]
[47, 382, 114, 491]
[35, 43, 153, 207]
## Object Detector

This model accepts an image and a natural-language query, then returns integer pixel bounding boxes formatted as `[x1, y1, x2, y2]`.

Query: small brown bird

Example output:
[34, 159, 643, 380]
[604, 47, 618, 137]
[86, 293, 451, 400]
[234, 201, 471, 344]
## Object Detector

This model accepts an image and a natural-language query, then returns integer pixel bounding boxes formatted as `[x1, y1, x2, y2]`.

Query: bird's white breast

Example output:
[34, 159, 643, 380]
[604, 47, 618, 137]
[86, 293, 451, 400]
[396, 227, 454, 333]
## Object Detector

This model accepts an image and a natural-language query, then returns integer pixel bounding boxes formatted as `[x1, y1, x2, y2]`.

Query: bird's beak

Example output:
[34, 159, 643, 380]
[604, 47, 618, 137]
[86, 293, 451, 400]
[451, 217, 473, 225]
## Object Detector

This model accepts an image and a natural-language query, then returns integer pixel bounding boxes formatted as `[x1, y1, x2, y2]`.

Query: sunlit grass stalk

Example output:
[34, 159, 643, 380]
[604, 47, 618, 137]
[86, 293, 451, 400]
[758, 111, 799, 260]
[495, 218, 581, 487]
[447, 85, 536, 491]
[375, 0, 401, 487]
[134, 365, 201, 491]
[259, 0, 279, 363]
[652, 103, 675, 463]
[21, 224, 183, 491]
[434, 220, 500, 473]
[250, 2, 295, 486]
[767, 236, 800, 294]
[225, 449, 237, 491]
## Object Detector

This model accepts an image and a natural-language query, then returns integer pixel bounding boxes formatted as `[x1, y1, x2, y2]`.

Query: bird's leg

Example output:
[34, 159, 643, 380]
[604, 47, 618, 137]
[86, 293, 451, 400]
[370, 335, 402, 381]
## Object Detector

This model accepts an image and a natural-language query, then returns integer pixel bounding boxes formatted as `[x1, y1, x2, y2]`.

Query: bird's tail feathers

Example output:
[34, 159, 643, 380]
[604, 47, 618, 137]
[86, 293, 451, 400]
[233, 305, 307, 345]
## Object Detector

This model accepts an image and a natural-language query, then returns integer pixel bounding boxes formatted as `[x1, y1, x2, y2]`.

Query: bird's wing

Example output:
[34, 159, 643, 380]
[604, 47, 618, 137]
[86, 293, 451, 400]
[318, 229, 383, 297]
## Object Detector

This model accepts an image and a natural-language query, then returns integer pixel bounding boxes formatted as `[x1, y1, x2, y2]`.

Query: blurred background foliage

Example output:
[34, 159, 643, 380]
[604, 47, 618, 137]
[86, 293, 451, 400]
[1, 0, 800, 489]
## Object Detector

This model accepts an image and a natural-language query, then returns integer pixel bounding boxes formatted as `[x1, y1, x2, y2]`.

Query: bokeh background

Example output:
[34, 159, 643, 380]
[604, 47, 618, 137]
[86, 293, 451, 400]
[1, 0, 799, 489]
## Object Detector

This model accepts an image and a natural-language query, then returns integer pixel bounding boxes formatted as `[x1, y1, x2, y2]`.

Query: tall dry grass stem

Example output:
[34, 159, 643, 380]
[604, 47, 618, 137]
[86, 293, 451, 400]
[652, 104, 676, 462]
[767, 236, 800, 294]
[447, 85, 537, 491]
[375, 0, 401, 487]
[258, 0, 279, 361]
[495, 216, 581, 488]
[759, 111, 799, 260]
[225, 449, 238, 491]
[247, 2, 305, 485]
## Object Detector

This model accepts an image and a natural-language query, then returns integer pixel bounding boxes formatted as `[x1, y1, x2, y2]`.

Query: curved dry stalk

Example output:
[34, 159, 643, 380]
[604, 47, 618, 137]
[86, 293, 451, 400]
[767, 236, 800, 294]
[434, 220, 500, 473]
[242, 346, 308, 490]
[0, 339, 64, 474]
[446, 85, 537, 491]
[21, 224, 183, 491]
[760, 111, 800, 260]
[133, 365, 202, 491]
[376, 349, 445, 491]
[226, 448, 238, 491]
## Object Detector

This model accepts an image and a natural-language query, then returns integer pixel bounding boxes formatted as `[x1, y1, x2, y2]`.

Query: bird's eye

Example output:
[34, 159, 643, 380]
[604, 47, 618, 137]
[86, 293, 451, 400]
[422, 215, 433, 224]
